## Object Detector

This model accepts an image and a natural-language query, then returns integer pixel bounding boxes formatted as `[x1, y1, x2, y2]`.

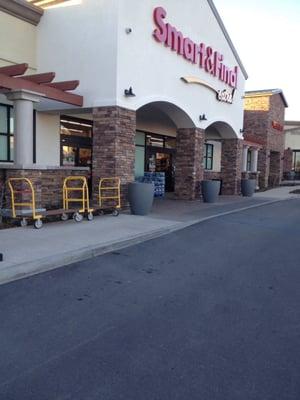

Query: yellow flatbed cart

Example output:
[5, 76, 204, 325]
[93, 177, 121, 217]
[62, 176, 94, 222]
[7, 177, 43, 229]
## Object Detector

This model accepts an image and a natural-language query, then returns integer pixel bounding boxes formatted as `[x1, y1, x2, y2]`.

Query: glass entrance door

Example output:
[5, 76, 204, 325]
[146, 149, 175, 192]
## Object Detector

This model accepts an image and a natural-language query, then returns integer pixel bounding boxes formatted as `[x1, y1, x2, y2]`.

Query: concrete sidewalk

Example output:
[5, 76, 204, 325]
[1, 185, 299, 285]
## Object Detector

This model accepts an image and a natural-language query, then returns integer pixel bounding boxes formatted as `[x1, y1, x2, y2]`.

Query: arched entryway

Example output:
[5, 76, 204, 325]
[136, 101, 204, 200]
[91, 101, 198, 204]
[204, 121, 242, 195]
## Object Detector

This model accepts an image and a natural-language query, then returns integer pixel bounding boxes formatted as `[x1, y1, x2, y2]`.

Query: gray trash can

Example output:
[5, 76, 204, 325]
[128, 182, 154, 215]
[201, 180, 221, 203]
[241, 179, 256, 197]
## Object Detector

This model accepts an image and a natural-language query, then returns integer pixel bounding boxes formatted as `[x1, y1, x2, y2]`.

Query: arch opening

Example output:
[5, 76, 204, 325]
[205, 121, 238, 140]
[135, 101, 196, 193]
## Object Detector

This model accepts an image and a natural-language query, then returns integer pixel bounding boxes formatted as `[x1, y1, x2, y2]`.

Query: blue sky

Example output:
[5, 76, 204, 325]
[214, 0, 300, 120]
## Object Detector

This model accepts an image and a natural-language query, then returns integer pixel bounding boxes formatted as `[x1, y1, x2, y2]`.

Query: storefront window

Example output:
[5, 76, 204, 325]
[60, 116, 93, 169]
[62, 146, 76, 166]
[10, 137, 14, 161]
[165, 137, 176, 149]
[293, 151, 300, 171]
[0, 135, 8, 161]
[135, 131, 145, 178]
[146, 134, 164, 147]
[0, 104, 14, 162]
[61, 116, 92, 138]
[247, 150, 252, 171]
[79, 148, 92, 167]
[0, 106, 7, 132]
[135, 131, 146, 146]
[204, 143, 214, 170]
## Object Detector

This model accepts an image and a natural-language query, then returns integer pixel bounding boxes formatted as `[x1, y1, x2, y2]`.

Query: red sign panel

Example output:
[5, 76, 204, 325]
[272, 121, 284, 132]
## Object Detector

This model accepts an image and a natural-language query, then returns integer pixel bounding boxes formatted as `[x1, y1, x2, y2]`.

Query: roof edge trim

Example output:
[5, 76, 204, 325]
[207, 0, 248, 80]
[245, 89, 288, 108]
[0, 0, 43, 26]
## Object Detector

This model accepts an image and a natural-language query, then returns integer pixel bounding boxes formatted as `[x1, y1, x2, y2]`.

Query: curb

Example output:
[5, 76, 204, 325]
[0, 198, 291, 286]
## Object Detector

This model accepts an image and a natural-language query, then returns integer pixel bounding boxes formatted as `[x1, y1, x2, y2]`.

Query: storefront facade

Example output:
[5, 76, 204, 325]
[243, 89, 288, 188]
[283, 121, 300, 178]
[0, 0, 248, 208]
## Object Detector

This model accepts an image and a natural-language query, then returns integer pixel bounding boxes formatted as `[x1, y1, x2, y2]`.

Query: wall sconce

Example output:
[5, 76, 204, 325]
[199, 114, 207, 121]
[125, 28, 132, 34]
[124, 87, 136, 97]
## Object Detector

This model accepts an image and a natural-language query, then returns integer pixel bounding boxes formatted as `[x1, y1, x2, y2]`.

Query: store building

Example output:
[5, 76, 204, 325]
[243, 89, 288, 188]
[283, 121, 300, 178]
[0, 0, 248, 209]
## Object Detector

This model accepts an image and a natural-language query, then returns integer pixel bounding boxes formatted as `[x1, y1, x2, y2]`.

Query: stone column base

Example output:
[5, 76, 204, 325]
[221, 139, 242, 195]
[174, 128, 205, 200]
[92, 106, 136, 206]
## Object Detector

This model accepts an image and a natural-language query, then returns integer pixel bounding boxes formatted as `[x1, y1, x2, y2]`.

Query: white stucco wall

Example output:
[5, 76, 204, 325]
[35, 112, 60, 166]
[285, 129, 300, 150]
[0, 11, 37, 71]
[37, 0, 119, 108]
[117, 0, 246, 134]
[37, 0, 246, 136]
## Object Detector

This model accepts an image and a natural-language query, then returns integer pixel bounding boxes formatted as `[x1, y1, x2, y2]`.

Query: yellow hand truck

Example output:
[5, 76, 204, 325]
[16, 176, 95, 224]
[62, 176, 94, 222]
[93, 177, 121, 217]
[6, 177, 43, 229]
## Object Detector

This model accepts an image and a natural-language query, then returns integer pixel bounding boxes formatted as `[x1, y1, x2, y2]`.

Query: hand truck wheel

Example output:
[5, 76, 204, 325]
[73, 212, 83, 223]
[34, 219, 43, 229]
[61, 213, 68, 221]
[20, 218, 28, 227]
[87, 212, 94, 221]
[112, 209, 119, 217]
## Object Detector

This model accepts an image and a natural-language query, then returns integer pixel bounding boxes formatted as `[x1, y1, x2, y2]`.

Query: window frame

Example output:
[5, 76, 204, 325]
[0, 104, 13, 163]
[293, 150, 300, 171]
[246, 150, 252, 171]
[204, 143, 214, 170]
[60, 115, 93, 167]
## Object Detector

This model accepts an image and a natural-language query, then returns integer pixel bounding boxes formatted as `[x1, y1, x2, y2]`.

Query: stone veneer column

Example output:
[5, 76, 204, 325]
[221, 139, 243, 195]
[92, 106, 136, 205]
[283, 148, 293, 175]
[175, 128, 205, 200]
[257, 149, 270, 189]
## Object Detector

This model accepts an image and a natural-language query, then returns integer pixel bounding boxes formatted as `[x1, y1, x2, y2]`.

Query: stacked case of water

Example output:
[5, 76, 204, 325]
[140, 172, 165, 197]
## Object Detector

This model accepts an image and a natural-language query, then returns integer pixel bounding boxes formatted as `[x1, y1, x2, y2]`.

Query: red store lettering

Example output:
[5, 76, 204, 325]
[153, 6, 238, 89]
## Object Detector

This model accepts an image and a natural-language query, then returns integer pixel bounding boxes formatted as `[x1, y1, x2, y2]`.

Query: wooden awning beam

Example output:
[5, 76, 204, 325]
[20, 72, 56, 84]
[0, 63, 29, 77]
[0, 72, 83, 106]
[44, 80, 80, 91]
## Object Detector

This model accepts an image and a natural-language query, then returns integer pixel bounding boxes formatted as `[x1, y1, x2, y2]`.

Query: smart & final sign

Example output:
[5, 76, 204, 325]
[153, 6, 239, 89]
